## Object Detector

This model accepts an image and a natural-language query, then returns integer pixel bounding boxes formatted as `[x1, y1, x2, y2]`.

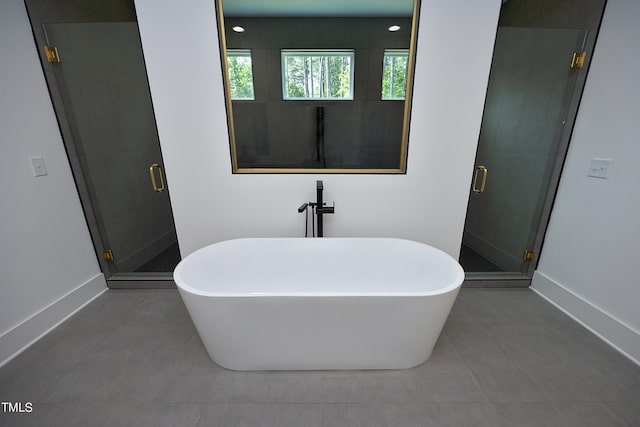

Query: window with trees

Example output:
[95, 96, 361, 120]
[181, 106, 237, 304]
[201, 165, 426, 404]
[281, 50, 354, 100]
[226, 49, 255, 100]
[381, 49, 409, 100]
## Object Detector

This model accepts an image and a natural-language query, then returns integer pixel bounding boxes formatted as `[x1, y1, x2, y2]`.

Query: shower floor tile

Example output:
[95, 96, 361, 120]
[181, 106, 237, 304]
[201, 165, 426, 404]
[1, 288, 639, 426]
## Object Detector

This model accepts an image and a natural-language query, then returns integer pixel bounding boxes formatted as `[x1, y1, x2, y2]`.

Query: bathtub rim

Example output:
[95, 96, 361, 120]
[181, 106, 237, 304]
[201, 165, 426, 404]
[174, 237, 465, 298]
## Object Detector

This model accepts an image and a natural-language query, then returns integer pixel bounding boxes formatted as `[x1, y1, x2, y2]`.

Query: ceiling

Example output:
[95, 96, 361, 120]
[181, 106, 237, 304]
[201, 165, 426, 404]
[221, 0, 414, 17]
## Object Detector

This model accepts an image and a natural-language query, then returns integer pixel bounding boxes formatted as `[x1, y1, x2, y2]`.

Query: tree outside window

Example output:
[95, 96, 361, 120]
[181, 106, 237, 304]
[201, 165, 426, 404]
[282, 50, 354, 100]
[227, 49, 255, 100]
[382, 49, 409, 100]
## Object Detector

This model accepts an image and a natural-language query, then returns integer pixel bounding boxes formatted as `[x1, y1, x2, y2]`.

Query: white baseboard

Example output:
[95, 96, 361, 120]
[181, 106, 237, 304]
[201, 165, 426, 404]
[0, 274, 108, 367]
[531, 271, 640, 366]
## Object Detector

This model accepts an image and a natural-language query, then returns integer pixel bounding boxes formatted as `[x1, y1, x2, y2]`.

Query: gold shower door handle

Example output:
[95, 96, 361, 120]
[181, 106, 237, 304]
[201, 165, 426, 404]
[149, 163, 165, 192]
[472, 165, 488, 193]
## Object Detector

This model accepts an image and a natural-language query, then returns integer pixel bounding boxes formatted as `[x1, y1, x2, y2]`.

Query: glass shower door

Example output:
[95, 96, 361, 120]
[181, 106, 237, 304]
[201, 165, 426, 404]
[43, 22, 180, 283]
[460, 27, 588, 282]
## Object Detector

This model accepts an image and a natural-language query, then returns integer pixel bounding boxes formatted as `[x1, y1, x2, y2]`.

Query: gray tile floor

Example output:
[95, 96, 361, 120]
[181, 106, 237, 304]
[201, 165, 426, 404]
[1, 289, 639, 426]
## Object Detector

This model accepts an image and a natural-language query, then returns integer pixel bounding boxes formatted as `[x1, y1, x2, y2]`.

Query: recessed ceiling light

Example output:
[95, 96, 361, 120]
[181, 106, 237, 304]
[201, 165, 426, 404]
[388, 25, 401, 32]
[232, 26, 245, 33]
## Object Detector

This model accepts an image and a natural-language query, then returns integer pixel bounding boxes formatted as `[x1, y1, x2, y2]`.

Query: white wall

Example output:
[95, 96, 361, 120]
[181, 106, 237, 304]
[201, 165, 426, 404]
[135, 0, 502, 258]
[532, 0, 640, 364]
[0, 0, 106, 366]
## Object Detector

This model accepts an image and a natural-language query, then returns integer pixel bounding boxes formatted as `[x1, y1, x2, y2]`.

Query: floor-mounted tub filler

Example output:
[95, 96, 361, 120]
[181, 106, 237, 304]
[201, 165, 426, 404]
[174, 238, 464, 371]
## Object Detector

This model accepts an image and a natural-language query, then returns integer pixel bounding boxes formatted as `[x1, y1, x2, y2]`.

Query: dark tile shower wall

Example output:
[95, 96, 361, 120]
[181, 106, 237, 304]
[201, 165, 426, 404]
[500, 0, 605, 32]
[464, 26, 586, 272]
[462, 0, 607, 272]
[25, 0, 179, 273]
[25, 0, 135, 24]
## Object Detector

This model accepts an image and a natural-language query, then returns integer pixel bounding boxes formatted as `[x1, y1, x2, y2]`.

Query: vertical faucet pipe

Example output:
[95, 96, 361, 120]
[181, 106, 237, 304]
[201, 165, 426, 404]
[316, 180, 324, 237]
[316, 106, 326, 168]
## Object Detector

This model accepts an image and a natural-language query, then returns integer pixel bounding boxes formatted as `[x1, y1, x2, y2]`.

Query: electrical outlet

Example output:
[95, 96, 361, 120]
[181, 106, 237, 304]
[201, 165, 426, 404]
[587, 158, 611, 179]
[29, 156, 48, 177]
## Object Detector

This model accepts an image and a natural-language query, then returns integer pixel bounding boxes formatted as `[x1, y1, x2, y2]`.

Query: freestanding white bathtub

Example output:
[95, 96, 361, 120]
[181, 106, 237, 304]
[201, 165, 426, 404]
[174, 238, 464, 371]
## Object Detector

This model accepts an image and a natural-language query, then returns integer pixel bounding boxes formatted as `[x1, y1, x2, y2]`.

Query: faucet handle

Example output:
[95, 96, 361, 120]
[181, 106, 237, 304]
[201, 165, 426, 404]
[318, 201, 335, 214]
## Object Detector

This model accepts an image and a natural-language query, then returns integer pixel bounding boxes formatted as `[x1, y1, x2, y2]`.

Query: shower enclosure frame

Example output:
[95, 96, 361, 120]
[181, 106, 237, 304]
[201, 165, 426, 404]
[461, 3, 607, 287]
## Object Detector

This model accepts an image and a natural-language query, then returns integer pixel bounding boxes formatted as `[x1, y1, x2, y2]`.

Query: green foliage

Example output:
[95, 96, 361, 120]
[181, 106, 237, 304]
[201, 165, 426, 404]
[227, 54, 255, 99]
[283, 52, 353, 99]
[382, 52, 408, 100]
[227, 49, 408, 102]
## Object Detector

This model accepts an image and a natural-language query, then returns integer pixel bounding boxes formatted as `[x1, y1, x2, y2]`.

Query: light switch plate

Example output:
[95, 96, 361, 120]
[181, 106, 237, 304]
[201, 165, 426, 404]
[588, 158, 611, 179]
[29, 156, 48, 177]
